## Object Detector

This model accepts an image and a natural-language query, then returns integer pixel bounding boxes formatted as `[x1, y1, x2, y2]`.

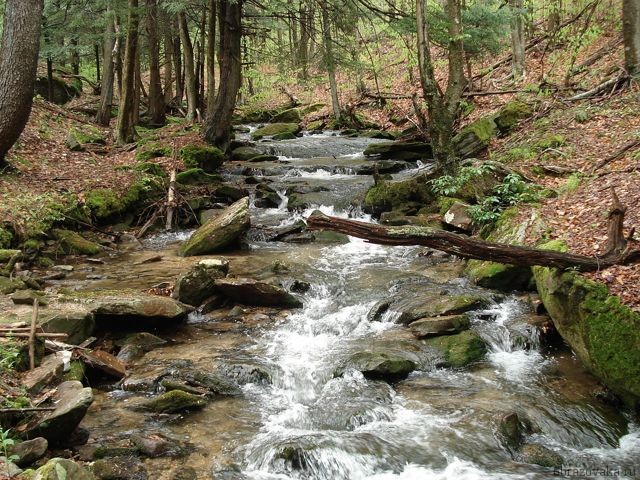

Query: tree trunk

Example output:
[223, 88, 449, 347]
[206, 0, 217, 114]
[306, 209, 640, 272]
[203, 0, 243, 152]
[95, 44, 101, 84]
[146, 0, 165, 126]
[298, 0, 311, 80]
[172, 19, 184, 106]
[70, 38, 80, 76]
[510, 0, 526, 79]
[320, 0, 341, 119]
[0, 0, 45, 165]
[623, 0, 640, 76]
[163, 17, 175, 104]
[115, 0, 140, 145]
[178, 11, 198, 122]
[96, 6, 116, 126]
[416, 0, 465, 174]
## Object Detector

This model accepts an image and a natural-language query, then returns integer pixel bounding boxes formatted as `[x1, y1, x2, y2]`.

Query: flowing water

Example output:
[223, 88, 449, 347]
[78, 131, 639, 479]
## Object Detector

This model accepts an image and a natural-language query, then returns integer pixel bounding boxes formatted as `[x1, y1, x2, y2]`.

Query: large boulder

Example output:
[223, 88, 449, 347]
[65, 126, 106, 152]
[363, 141, 432, 161]
[51, 229, 102, 255]
[271, 108, 302, 123]
[338, 350, 418, 381]
[34, 76, 80, 104]
[465, 260, 532, 292]
[180, 144, 225, 172]
[172, 258, 229, 306]
[363, 174, 434, 217]
[180, 197, 250, 256]
[453, 116, 498, 159]
[10, 437, 48, 468]
[140, 390, 207, 413]
[368, 287, 490, 325]
[214, 278, 302, 308]
[61, 290, 192, 326]
[28, 381, 94, 445]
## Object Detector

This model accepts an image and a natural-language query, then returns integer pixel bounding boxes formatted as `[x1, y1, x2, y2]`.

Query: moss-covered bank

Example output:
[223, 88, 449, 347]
[533, 240, 640, 408]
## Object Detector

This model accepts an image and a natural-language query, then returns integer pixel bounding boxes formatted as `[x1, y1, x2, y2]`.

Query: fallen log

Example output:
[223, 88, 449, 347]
[307, 193, 639, 272]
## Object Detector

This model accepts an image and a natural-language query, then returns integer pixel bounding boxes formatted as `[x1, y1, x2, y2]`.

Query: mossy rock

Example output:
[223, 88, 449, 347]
[85, 175, 163, 222]
[534, 134, 566, 151]
[0, 227, 13, 248]
[180, 144, 225, 172]
[134, 142, 171, 162]
[409, 314, 471, 339]
[176, 168, 222, 186]
[465, 260, 532, 292]
[0, 248, 21, 263]
[494, 101, 533, 134]
[338, 350, 418, 381]
[361, 130, 397, 140]
[34, 76, 80, 105]
[306, 120, 325, 132]
[134, 161, 166, 178]
[251, 123, 300, 140]
[299, 103, 326, 115]
[33, 458, 95, 480]
[63, 360, 86, 382]
[363, 175, 434, 216]
[271, 108, 302, 123]
[533, 240, 640, 408]
[436, 196, 462, 215]
[453, 116, 498, 158]
[51, 229, 102, 256]
[0, 276, 28, 294]
[518, 444, 563, 469]
[272, 132, 297, 141]
[237, 107, 280, 123]
[65, 126, 106, 152]
[141, 390, 207, 413]
[231, 146, 262, 161]
[363, 141, 432, 161]
[425, 330, 487, 368]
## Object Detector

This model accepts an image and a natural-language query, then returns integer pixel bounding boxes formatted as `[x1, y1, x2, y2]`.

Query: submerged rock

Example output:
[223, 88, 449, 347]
[518, 443, 564, 469]
[92, 457, 148, 480]
[140, 390, 207, 413]
[180, 197, 250, 256]
[214, 278, 302, 308]
[172, 258, 229, 306]
[252, 123, 300, 140]
[28, 381, 94, 445]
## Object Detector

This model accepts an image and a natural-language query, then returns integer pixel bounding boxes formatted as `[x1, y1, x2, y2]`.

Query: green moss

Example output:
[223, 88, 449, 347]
[299, 103, 326, 115]
[307, 120, 325, 131]
[534, 134, 566, 150]
[0, 227, 14, 248]
[63, 360, 86, 382]
[85, 174, 162, 221]
[134, 142, 171, 162]
[134, 162, 166, 178]
[463, 116, 498, 143]
[426, 330, 487, 368]
[533, 252, 640, 407]
[437, 196, 460, 215]
[561, 173, 582, 194]
[495, 101, 533, 133]
[176, 168, 222, 185]
[271, 108, 302, 123]
[364, 176, 434, 215]
[69, 126, 105, 145]
[180, 144, 225, 172]
[251, 123, 300, 140]
[52, 229, 102, 255]
[465, 260, 532, 292]
[141, 390, 207, 413]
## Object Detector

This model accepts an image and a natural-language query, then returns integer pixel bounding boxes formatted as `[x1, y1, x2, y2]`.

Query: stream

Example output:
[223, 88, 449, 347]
[73, 131, 639, 479]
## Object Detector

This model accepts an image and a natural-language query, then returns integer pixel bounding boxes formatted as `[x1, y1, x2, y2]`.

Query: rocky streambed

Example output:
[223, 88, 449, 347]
[1, 131, 639, 479]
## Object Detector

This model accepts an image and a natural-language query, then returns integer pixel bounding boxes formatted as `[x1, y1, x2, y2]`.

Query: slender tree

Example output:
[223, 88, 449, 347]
[96, 5, 117, 126]
[510, 0, 526, 79]
[116, 0, 140, 145]
[0, 0, 45, 166]
[203, 0, 243, 151]
[623, 0, 640, 76]
[206, 0, 217, 114]
[178, 10, 198, 122]
[416, 0, 466, 174]
[147, 0, 166, 126]
[320, 0, 341, 119]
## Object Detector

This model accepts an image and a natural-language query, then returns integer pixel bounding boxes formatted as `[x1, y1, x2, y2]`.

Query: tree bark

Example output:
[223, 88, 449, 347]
[115, 0, 140, 145]
[416, 0, 466, 174]
[0, 0, 45, 165]
[510, 0, 526, 79]
[306, 209, 640, 272]
[96, 5, 117, 126]
[178, 11, 198, 122]
[146, 0, 165, 126]
[203, 0, 243, 152]
[172, 20, 184, 105]
[163, 15, 175, 104]
[206, 0, 217, 114]
[623, 0, 640, 76]
[320, 0, 341, 119]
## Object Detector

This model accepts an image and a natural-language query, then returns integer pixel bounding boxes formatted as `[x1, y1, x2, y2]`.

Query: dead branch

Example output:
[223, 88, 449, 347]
[307, 191, 639, 272]
[567, 75, 630, 101]
[591, 139, 640, 172]
[28, 299, 38, 370]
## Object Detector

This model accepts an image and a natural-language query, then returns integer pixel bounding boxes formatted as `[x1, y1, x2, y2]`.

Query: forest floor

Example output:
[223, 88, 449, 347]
[1, 32, 638, 308]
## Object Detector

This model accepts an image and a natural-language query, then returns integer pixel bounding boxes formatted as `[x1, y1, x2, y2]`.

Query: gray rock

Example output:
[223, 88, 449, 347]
[92, 456, 148, 480]
[28, 381, 94, 445]
[10, 437, 48, 467]
[214, 278, 302, 308]
[443, 201, 473, 231]
[139, 390, 207, 413]
[408, 314, 470, 339]
[22, 353, 65, 394]
[518, 443, 564, 469]
[337, 350, 418, 381]
[180, 197, 250, 256]
[172, 259, 229, 306]
[0, 456, 23, 477]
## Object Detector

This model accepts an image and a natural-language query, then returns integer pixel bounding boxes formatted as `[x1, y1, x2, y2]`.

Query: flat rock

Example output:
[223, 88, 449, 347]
[10, 437, 48, 468]
[214, 278, 302, 308]
[22, 353, 65, 394]
[180, 197, 251, 256]
[409, 314, 471, 339]
[140, 390, 207, 413]
[172, 259, 229, 306]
